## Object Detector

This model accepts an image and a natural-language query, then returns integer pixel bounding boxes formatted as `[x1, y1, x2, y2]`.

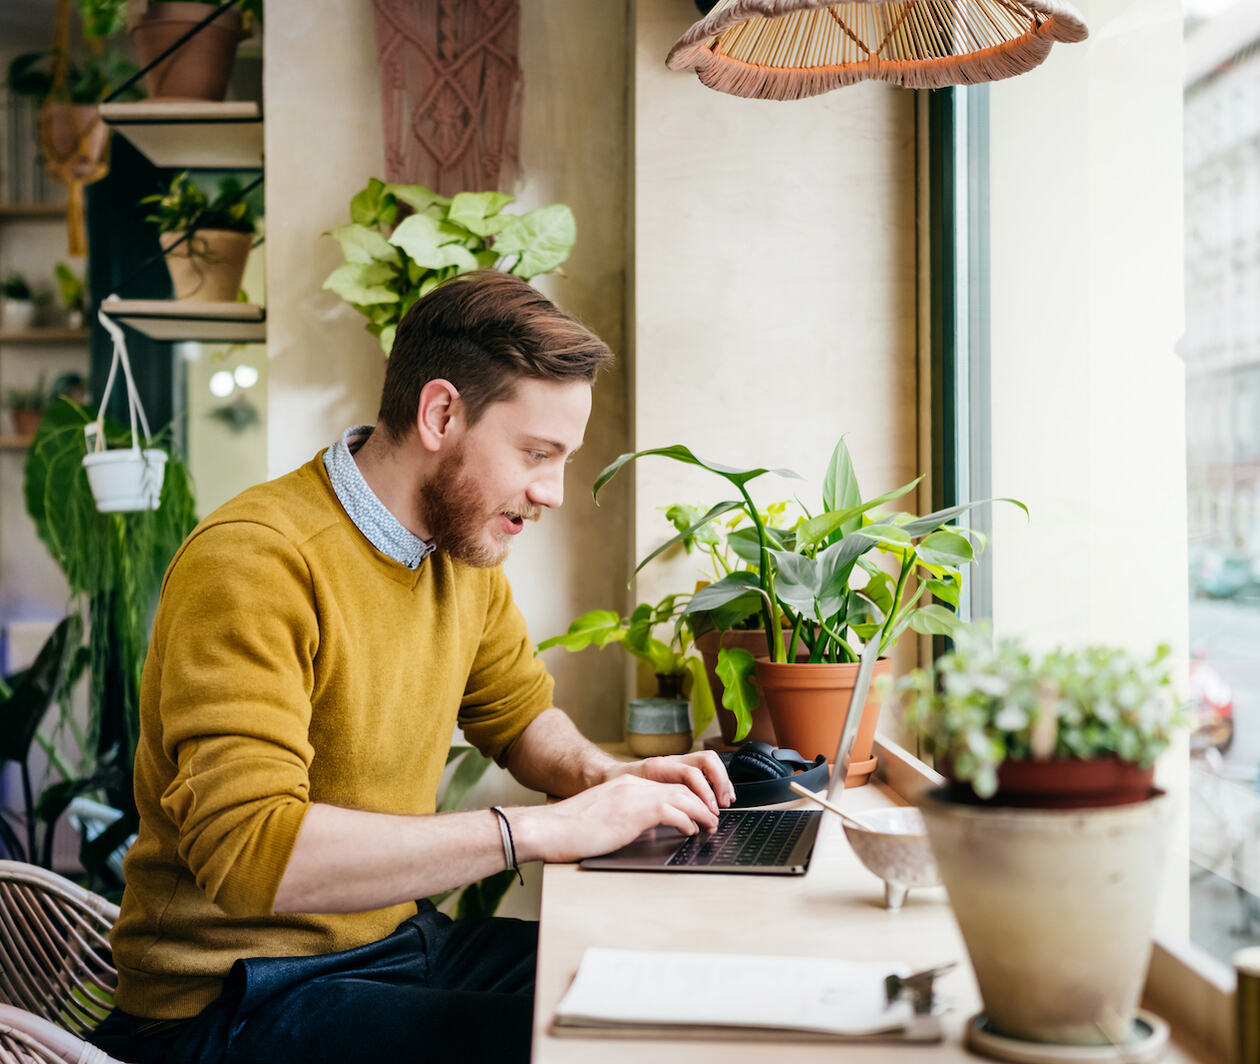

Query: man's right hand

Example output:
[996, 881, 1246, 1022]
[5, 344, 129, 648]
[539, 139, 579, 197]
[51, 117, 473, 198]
[509, 774, 720, 865]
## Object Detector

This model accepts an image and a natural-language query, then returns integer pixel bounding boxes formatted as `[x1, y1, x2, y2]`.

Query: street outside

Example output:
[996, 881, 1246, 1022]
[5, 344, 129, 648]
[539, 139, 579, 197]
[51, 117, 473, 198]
[1188, 596, 1260, 960]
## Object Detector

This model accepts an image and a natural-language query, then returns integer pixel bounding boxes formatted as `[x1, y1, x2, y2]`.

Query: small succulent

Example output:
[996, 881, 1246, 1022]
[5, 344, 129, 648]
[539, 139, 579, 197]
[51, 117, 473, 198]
[892, 624, 1189, 799]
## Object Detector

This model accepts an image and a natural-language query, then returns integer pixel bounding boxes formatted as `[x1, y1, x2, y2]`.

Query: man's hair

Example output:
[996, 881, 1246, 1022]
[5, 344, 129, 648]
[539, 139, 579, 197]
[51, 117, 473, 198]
[378, 270, 614, 440]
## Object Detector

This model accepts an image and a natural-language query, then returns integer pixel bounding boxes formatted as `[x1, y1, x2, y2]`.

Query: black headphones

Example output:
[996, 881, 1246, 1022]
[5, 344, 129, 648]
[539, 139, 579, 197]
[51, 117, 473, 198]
[722, 741, 829, 808]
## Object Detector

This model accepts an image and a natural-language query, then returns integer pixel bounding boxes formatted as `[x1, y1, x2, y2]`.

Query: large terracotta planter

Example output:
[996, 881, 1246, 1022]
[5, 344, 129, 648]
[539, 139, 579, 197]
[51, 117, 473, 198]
[753, 656, 892, 787]
[694, 629, 778, 746]
[131, 2, 244, 101]
[918, 789, 1170, 1047]
[161, 229, 252, 302]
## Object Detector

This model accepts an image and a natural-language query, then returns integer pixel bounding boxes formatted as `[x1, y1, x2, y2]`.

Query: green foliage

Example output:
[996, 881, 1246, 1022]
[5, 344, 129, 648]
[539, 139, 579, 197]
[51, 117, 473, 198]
[893, 625, 1191, 799]
[537, 595, 717, 737]
[323, 178, 578, 355]
[596, 438, 1026, 729]
[6, 372, 87, 414]
[3, 273, 32, 300]
[431, 745, 515, 919]
[140, 171, 258, 237]
[7, 49, 143, 104]
[54, 263, 85, 312]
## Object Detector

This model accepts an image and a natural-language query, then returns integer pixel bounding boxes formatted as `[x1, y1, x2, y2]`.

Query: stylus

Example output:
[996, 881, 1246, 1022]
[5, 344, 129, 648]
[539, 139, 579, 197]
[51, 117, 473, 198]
[788, 780, 874, 831]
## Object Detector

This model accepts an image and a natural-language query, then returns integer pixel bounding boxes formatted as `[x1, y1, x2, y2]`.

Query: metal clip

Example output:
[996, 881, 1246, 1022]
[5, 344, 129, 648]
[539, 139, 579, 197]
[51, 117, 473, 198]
[885, 962, 957, 1015]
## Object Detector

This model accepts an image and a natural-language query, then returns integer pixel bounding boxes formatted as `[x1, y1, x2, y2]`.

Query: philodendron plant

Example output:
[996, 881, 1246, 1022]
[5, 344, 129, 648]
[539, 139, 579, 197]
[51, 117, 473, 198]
[892, 624, 1189, 799]
[323, 179, 577, 355]
[537, 594, 717, 737]
[594, 438, 1026, 739]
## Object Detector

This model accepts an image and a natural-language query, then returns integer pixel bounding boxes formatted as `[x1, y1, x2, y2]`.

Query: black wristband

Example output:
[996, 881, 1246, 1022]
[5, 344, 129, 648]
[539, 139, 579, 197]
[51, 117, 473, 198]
[490, 805, 525, 886]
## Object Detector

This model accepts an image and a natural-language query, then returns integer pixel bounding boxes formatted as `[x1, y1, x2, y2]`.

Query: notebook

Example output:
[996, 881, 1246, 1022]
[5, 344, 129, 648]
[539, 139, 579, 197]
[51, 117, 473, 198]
[580, 640, 880, 874]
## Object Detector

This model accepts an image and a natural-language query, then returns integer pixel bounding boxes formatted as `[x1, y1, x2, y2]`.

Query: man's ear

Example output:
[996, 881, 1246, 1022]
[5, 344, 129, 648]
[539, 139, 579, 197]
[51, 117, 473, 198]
[415, 379, 462, 453]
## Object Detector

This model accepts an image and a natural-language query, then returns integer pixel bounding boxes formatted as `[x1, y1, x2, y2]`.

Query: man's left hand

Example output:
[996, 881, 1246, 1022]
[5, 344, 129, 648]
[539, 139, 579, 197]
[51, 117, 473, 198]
[608, 752, 735, 817]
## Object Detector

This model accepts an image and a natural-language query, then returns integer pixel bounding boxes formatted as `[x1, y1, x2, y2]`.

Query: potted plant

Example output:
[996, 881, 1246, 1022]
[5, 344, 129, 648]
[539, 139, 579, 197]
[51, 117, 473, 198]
[127, 0, 261, 102]
[5, 372, 88, 438]
[595, 438, 1019, 779]
[53, 262, 86, 328]
[1, 274, 36, 331]
[141, 171, 258, 302]
[538, 594, 717, 757]
[323, 178, 577, 355]
[893, 625, 1187, 1053]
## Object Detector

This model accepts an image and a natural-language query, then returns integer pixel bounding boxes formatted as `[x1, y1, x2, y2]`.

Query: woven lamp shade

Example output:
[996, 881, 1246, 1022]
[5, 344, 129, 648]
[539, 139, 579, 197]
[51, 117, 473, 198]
[667, 0, 1089, 99]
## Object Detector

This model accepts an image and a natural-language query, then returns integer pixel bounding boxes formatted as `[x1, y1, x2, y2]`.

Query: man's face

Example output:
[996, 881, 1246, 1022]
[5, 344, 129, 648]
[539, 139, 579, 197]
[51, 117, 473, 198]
[419, 377, 592, 567]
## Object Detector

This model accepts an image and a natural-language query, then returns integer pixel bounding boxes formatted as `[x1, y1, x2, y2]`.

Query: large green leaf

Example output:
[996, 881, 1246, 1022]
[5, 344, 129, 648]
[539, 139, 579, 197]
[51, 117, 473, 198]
[795, 477, 922, 550]
[349, 178, 394, 227]
[456, 868, 516, 920]
[683, 572, 767, 616]
[325, 223, 400, 266]
[494, 205, 577, 278]
[536, 609, 622, 653]
[634, 500, 744, 574]
[684, 656, 716, 737]
[0, 616, 78, 764]
[448, 191, 515, 237]
[595, 445, 802, 504]
[715, 648, 758, 741]
[907, 604, 964, 637]
[388, 214, 480, 272]
[822, 438, 860, 526]
[438, 746, 494, 813]
[916, 530, 975, 568]
[384, 183, 450, 214]
[898, 497, 1027, 538]
[321, 262, 400, 306]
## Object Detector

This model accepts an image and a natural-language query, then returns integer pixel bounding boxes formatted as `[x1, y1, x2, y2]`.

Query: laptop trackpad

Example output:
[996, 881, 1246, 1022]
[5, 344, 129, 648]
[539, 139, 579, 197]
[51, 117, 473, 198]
[588, 824, 687, 865]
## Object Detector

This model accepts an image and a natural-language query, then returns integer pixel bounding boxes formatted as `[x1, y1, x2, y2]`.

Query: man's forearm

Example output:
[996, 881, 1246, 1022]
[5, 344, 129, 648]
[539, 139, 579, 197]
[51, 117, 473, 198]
[503, 707, 621, 796]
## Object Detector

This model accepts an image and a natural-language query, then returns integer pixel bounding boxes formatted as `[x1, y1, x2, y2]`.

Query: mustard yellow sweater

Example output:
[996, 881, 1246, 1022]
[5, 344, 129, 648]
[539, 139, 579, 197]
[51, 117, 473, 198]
[111, 454, 554, 1018]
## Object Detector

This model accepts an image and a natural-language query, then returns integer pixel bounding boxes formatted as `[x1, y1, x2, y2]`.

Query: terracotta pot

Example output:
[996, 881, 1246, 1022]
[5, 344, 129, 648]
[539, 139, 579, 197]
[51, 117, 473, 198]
[919, 789, 1170, 1046]
[38, 103, 109, 182]
[131, 2, 244, 102]
[694, 629, 779, 746]
[753, 656, 892, 787]
[161, 229, 252, 302]
[947, 756, 1156, 809]
[11, 409, 43, 438]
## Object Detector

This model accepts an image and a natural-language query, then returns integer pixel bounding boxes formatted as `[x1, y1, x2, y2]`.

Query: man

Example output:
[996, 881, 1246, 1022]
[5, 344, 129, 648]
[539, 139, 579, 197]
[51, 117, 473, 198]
[92, 272, 733, 1064]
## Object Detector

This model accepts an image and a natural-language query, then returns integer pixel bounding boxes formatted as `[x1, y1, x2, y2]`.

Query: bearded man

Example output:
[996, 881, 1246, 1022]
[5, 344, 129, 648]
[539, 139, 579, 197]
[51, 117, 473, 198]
[92, 272, 733, 1064]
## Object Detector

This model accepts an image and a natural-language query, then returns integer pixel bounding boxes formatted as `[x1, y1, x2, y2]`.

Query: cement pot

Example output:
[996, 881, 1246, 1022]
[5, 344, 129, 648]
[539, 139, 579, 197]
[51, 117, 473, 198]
[161, 229, 252, 302]
[918, 788, 1170, 1047]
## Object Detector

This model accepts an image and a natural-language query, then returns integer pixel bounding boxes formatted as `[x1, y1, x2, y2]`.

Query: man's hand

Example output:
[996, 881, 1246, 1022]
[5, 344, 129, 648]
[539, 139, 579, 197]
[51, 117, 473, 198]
[606, 751, 735, 816]
[511, 773, 724, 865]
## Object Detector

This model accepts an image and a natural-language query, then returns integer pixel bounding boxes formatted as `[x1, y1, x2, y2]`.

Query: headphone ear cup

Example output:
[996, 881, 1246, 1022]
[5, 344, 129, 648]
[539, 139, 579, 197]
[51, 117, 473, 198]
[728, 741, 793, 783]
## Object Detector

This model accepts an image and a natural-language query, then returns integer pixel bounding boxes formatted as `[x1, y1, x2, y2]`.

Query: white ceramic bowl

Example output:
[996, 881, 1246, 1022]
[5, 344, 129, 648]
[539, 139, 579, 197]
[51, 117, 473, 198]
[842, 806, 941, 909]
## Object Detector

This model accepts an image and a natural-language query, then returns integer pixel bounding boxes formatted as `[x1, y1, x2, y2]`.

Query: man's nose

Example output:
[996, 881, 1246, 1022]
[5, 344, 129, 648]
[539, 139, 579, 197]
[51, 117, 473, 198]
[528, 466, 565, 509]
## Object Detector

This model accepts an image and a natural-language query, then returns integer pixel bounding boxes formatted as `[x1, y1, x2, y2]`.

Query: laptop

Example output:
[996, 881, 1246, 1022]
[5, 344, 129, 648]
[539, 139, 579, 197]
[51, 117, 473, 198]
[580, 640, 881, 875]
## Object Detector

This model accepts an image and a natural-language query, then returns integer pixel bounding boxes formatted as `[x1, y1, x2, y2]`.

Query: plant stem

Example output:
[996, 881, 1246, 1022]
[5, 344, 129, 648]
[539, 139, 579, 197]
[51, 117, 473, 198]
[738, 483, 785, 661]
[880, 557, 914, 654]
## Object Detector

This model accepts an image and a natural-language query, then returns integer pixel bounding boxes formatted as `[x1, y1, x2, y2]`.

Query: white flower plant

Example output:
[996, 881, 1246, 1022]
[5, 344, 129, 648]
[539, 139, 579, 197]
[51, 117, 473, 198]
[893, 625, 1190, 799]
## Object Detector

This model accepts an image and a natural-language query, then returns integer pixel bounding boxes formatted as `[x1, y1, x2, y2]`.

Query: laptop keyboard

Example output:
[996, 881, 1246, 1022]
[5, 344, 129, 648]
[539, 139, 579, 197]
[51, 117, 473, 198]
[666, 809, 820, 868]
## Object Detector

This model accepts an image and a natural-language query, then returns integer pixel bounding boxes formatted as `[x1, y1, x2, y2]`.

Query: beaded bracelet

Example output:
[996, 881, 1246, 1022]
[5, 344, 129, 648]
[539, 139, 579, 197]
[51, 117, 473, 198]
[490, 806, 525, 886]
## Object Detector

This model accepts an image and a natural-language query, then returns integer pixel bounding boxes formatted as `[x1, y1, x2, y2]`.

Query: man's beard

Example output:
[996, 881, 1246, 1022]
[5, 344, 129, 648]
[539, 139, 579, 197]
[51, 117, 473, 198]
[418, 444, 536, 568]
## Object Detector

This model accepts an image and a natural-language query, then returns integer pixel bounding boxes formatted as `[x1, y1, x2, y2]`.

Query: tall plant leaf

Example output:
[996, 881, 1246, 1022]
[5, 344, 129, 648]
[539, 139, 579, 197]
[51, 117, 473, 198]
[634, 500, 744, 573]
[594, 445, 801, 502]
[715, 648, 758, 741]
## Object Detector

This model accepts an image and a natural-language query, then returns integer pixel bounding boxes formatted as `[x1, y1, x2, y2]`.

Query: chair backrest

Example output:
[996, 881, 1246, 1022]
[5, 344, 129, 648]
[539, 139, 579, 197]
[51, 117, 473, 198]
[0, 1002, 122, 1064]
[0, 861, 120, 1035]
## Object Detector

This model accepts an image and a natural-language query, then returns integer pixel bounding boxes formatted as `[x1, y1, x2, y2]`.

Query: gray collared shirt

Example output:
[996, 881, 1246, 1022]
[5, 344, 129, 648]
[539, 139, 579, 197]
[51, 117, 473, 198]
[323, 425, 435, 569]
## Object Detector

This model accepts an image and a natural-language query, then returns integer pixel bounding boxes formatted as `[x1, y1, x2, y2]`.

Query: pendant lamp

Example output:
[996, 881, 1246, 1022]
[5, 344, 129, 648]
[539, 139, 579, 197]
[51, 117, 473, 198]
[666, 0, 1089, 99]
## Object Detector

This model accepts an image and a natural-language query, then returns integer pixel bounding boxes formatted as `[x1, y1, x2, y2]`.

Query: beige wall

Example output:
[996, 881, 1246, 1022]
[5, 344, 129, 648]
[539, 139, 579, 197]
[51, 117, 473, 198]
[987, 0, 1188, 930]
[627, 1, 920, 692]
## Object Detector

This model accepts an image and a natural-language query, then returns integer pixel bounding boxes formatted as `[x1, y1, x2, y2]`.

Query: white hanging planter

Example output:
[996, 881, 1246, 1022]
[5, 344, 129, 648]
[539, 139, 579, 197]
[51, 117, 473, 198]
[85, 307, 168, 513]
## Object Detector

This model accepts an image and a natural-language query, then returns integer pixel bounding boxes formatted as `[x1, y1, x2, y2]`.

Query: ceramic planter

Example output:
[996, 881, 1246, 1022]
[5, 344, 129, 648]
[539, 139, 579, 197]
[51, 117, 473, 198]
[161, 229, 252, 302]
[83, 448, 168, 512]
[2, 299, 36, 331]
[754, 656, 892, 786]
[131, 2, 244, 101]
[625, 697, 692, 757]
[918, 788, 1171, 1047]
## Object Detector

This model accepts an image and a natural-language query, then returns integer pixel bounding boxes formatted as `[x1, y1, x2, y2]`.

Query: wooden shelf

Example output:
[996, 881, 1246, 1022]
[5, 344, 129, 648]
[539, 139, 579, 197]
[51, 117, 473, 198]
[100, 297, 265, 342]
[0, 327, 90, 343]
[0, 203, 67, 220]
[99, 101, 263, 170]
[0, 435, 34, 450]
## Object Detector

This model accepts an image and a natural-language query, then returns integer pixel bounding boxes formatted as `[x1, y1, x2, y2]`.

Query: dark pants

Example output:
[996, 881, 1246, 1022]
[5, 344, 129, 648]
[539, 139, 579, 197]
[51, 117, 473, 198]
[90, 901, 538, 1064]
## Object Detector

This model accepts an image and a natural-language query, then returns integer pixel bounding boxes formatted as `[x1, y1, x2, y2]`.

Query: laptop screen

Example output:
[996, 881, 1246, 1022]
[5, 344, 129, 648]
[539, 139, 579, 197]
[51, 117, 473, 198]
[824, 640, 882, 804]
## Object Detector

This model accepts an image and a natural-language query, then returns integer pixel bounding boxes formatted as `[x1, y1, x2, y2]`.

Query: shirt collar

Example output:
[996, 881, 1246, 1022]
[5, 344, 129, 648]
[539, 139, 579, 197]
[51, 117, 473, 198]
[323, 425, 435, 569]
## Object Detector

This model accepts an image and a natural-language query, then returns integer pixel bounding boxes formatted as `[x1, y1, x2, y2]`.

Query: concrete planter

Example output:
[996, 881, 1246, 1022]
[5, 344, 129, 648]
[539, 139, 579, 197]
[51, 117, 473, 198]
[161, 229, 252, 302]
[918, 788, 1171, 1047]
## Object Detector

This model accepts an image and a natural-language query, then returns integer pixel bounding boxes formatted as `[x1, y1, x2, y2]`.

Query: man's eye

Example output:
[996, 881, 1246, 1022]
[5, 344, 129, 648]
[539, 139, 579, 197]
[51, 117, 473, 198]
[529, 451, 549, 462]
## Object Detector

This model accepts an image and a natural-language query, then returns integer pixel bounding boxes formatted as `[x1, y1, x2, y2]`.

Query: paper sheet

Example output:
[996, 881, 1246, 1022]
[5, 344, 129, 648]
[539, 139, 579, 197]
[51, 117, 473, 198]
[554, 948, 914, 1037]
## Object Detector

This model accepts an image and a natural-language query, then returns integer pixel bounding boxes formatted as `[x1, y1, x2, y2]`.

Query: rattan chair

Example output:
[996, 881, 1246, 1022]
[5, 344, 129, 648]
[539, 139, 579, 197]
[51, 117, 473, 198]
[0, 860, 126, 1064]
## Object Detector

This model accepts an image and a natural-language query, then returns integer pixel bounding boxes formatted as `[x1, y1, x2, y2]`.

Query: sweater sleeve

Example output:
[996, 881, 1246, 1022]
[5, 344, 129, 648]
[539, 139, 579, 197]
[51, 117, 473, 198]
[458, 568, 554, 763]
[152, 522, 318, 917]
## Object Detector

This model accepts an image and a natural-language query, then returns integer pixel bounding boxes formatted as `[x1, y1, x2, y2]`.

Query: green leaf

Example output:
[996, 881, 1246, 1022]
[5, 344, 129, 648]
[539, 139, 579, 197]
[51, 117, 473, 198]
[683, 572, 767, 616]
[388, 214, 479, 272]
[822, 438, 860, 523]
[796, 477, 922, 549]
[349, 178, 392, 227]
[594, 445, 802, 501]
[916, 530, 974, 567]
[633, 500, 744, 574]
[907, 604, 964, 637]
[456, 868, 516, 920]
[378, 324, 397, 356]
[898, 497, 1027, 538]
[438, 745, 494, 813]
[325, 224, 401, 266]
[536, 609, 622, 653]
[494, 204, 577, 278]
[384, 183, 450, 214]
[857, 568, 895, 617]
[322, 262, 400, 306]
[685, 656, 715, 738]
[925, 576, 960, 607]
[448, 191, 515, 237]
[715, 648, 758, 741]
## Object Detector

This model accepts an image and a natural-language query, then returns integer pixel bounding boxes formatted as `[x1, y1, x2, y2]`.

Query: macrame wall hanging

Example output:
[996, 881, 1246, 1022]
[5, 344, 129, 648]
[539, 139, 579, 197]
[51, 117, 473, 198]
[372, 0, 523, 195]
